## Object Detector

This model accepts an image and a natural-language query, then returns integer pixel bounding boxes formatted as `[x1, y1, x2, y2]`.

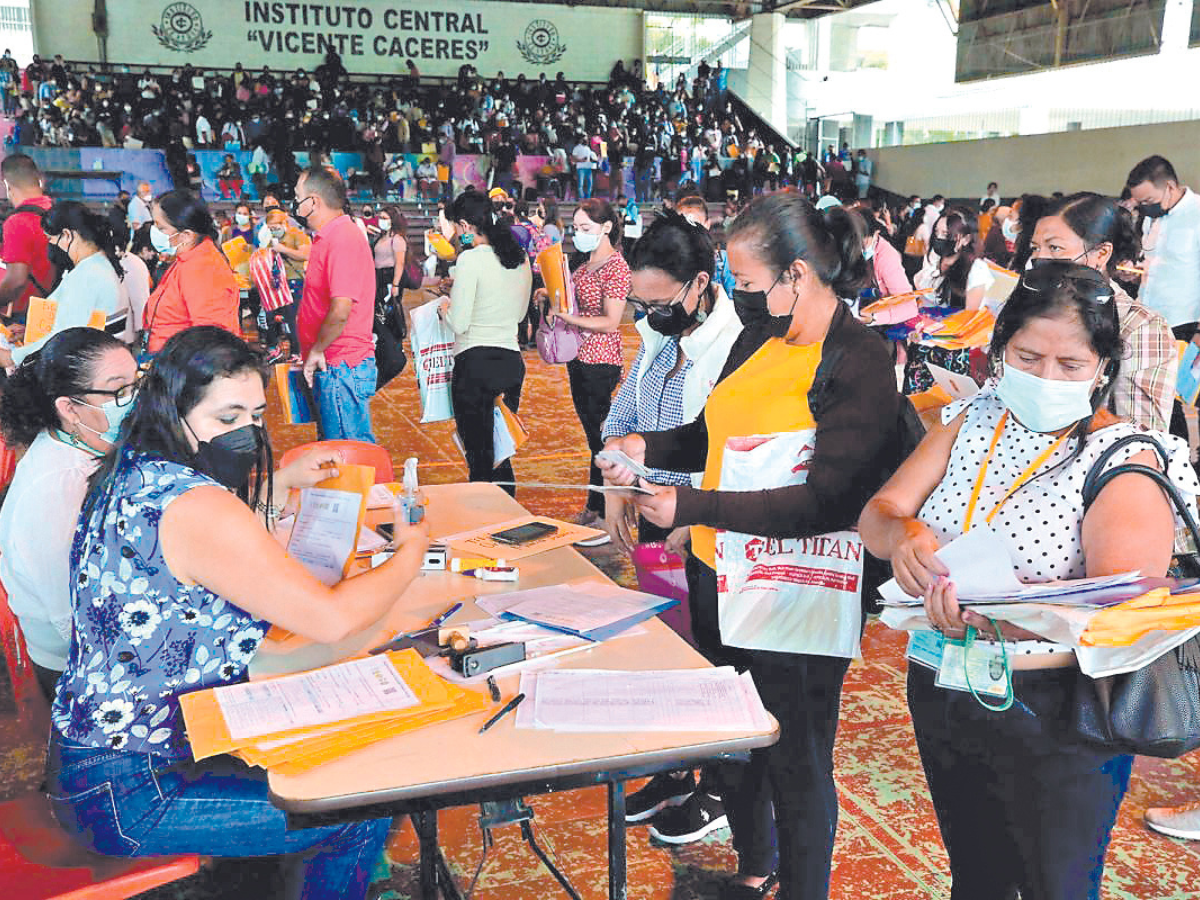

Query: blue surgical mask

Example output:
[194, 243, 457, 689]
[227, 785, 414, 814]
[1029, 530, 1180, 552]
[995, 360, 1102, 433]
[149, 224, 178, 256]
[72, 396, 134, 445]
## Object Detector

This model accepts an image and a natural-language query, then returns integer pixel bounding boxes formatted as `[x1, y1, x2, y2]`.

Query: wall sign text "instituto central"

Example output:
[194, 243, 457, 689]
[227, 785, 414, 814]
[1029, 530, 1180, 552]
[243, 2, 492, 60]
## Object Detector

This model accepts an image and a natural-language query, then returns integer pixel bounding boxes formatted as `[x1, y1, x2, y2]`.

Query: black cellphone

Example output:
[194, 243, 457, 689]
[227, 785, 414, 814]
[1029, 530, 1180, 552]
[490, 522, 559, 545]
[375, 522, 395, 541]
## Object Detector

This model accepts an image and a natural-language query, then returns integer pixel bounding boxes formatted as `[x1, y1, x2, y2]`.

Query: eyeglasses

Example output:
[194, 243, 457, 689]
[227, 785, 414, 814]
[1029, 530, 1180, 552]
[1019, 261, 1114, 305]
[626, 277, 693, 316]
[75, 377, 141, 408]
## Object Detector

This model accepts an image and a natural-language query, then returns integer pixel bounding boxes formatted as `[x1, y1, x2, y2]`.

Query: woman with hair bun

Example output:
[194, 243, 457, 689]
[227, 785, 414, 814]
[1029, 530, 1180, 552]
[0, 202, 132, 368]
[438, 190, 532, 493]
[1028, 191, 1175, 432]
[600, 192, 904, 900]
[143, 188, 241, 354]
[0, 327, 137, 700]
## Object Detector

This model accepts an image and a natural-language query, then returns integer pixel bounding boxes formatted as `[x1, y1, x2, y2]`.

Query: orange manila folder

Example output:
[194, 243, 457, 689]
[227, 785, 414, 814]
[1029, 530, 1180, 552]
[536, 243, 574, 314]
[243, 680, 490, 774]
[24, 297, 107, 344]
[178, 649, 454, 762]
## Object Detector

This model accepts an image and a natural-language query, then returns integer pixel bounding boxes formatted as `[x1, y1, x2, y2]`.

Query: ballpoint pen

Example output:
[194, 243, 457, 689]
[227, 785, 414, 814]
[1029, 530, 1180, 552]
[427, 601, 463, 630]
[478, 693, 525, 733]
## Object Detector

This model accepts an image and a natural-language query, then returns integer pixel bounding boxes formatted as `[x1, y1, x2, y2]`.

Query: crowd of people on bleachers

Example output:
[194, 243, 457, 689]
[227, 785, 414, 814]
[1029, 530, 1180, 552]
[1, 55, 1200, 897]
[6, 50, 867, 205]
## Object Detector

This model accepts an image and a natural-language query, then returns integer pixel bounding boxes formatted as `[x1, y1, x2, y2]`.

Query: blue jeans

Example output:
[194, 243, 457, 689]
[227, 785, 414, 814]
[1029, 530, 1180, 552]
[45, 732, 391, 900]
[312, 357, 377, 442]
[576, 168, 593, 199]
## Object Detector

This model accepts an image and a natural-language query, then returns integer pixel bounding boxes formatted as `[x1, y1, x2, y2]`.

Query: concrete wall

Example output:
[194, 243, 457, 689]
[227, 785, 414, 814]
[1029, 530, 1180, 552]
[32, 0, 643, 81]
[871, 120, 1200, 199]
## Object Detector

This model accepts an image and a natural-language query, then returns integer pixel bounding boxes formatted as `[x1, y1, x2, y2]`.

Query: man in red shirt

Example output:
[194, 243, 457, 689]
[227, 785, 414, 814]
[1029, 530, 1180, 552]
[0, 154, 55, 321]
[293, 165, 378, 442]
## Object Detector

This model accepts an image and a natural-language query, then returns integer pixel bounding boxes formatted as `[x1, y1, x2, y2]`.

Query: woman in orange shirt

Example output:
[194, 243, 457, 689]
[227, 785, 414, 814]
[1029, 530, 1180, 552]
[143, 189, 241, 355]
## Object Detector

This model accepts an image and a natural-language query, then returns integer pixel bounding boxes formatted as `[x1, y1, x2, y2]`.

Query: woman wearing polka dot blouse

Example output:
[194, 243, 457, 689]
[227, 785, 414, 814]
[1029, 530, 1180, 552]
[860, 260, 1200, 900]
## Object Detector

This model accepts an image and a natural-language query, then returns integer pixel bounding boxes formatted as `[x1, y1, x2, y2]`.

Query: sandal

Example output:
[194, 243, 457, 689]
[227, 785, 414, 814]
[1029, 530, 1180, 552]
[719, 872, 778, 900]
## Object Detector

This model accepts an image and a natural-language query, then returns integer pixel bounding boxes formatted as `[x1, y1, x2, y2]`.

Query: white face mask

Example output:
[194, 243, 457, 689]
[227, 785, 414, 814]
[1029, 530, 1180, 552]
[995, 359, 1102, 433]
[377, 217, 391, 231]
[234, 213, 250, 226]
[573, 231, 604, 253]
[1001, 219, 1019, 242]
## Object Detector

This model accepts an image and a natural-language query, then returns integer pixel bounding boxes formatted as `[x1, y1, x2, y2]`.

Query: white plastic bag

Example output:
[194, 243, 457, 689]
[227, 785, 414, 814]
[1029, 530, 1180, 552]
[409, 299, 455, 423]
[715, 431, 863, 659]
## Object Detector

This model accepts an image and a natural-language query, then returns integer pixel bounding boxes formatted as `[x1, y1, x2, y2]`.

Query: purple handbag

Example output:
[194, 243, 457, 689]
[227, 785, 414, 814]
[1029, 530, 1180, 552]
[535, 314, 583, 364]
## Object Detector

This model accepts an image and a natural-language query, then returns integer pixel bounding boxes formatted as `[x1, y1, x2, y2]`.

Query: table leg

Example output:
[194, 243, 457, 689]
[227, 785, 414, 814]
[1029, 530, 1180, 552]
[607, 780, 627, 900]
[413, 810, 439, 898]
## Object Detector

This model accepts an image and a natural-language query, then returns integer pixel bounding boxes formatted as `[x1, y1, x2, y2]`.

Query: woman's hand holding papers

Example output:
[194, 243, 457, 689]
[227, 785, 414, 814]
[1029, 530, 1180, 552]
[596, 435, 647, 486]
[891, 519, 949, 598]
[632, 482, 677, 529]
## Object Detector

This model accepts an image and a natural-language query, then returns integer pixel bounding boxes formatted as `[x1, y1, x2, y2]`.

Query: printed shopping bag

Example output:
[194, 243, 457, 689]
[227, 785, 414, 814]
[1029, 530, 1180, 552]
[715, 431, 863, 659]
[409, 299, 455, 423]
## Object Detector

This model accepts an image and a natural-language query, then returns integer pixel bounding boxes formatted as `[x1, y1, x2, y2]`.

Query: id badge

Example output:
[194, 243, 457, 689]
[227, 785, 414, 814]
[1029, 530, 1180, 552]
[906, 630, 945, 671]
[936, 638, 1010, 698]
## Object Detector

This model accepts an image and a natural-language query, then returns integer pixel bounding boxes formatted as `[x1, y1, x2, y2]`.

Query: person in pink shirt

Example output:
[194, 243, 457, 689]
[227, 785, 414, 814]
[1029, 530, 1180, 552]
[293, 166, 378, 442]
[859, 211, 911, 298]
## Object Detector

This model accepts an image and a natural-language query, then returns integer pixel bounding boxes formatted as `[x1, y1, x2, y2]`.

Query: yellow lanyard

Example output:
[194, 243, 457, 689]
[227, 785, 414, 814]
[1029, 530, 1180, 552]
[962, 412, 1071, 533]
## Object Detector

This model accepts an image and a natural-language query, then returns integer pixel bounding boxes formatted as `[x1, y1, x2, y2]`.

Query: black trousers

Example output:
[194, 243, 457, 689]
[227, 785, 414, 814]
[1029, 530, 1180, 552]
[33, 661, 60, 706]
[687, 556, 849, 900]
[450, 346, 525, 496]
[566, 359, 621, 514]
[907, 663, 1133, 900]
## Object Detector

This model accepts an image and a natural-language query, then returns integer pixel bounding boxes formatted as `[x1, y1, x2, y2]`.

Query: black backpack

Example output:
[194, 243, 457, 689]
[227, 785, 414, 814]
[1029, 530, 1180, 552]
[3, 201, 60, 295]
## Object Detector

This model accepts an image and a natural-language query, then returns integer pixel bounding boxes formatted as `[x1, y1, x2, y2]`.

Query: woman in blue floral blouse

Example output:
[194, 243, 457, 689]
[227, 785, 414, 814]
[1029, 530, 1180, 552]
[45, 326, 430, 900]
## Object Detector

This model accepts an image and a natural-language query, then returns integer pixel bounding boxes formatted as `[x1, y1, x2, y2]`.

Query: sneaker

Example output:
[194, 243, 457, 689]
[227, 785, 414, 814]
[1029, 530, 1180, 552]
[1146, 800, 1200, 839]
[626, 771, 696, 823]
[648, 791, 729, 844]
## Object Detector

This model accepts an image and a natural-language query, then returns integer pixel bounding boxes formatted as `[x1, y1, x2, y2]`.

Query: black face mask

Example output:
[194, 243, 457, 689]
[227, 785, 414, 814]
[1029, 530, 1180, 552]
[290, 198, 310, 229]
[48, 241, 74, 272]
[1141, 202, 1166, 219]
[930, 236, 956, 257]
[732, 288, 770, 327]
[646, 300, 702, 336]
[192, 423, 263, 490]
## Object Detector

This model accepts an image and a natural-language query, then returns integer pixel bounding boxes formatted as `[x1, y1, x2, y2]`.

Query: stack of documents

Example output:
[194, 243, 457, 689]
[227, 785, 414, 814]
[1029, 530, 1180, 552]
[178, 650, 488, 774]
[919, 308, 995, 349]
[515, 667, 771, 732]
[877, 526, 1145, 608]
[476, 581, 679, 641]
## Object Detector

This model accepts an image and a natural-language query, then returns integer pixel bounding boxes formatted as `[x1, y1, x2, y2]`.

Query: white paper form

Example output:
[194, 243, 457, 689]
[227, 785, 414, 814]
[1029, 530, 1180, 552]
[878, 526, 1024, 606]
[877, 526, 1139, 607]
[476, 582, 670, 636]
[214, 655, 420, 740]
[926, 362, 980, 401]
[516, 667, 771, 732]
[285, 487, 361, 585]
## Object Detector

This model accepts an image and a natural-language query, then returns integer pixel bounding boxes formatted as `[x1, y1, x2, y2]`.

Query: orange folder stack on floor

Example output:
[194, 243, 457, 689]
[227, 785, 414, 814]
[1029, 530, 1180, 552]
[178, 649, 489, 774]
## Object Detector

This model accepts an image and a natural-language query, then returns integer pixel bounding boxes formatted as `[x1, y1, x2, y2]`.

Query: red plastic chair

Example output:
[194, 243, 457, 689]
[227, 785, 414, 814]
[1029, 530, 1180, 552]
[0, 584, 203, 898]
[278, 439, 395, 483]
